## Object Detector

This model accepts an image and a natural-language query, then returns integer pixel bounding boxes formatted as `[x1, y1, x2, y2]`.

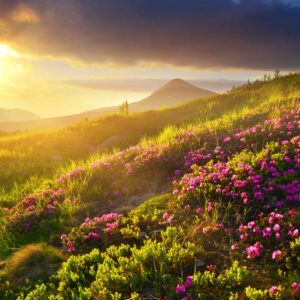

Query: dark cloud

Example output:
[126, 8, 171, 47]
[1, 0, 300, 70]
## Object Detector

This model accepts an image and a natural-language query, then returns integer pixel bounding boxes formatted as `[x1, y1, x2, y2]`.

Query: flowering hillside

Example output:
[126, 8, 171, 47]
[0, 75, 300, 299]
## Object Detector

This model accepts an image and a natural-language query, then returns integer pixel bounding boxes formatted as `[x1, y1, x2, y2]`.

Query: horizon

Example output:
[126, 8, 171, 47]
[0, 0, 300, 117]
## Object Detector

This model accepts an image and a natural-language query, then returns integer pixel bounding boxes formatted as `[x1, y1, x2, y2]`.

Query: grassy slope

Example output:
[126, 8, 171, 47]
[1, 74, 299, 195]
[0, 73, 299, 299]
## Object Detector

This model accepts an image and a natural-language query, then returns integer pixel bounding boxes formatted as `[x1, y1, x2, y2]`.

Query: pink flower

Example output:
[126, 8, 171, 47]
[207, 265, 216, 271]
[196, 207, 204, 214]
[246, 242, 262, 259]
[240, 233, 248, 240]
[269, 286, 279, 295]
[60, 234, 67, 241]
[239, 225, 247, 232]
[27, 205, 35, 212]
[253, 226, 261, 234]
[247, 221, 255, 229]
[184, 276, 193, 288]
[167, 216, 174, 224]
[262, 227, 272, 238]
[68, 247, 76, 253]
[272, 250, 282, 261]
[231, 243, 238, 250]
[207, 201, 214, 212]
[273, 224, 281, 231]
[162, 213, 169, 220]
[203, 226, 213, 235]
[176, 284, 186, 294]
[289, 229, 299, 238]
[292, 282, 300, 293]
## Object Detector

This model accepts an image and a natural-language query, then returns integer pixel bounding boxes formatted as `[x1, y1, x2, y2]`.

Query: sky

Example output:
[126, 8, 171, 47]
[0, 0, 300, 118]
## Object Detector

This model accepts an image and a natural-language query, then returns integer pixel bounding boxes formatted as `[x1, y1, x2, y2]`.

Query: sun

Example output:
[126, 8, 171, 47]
[0, 44, 17, 58]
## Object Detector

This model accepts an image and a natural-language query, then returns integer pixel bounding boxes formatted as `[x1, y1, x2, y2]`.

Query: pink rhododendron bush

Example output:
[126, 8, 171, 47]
[0, 96, 299, 299]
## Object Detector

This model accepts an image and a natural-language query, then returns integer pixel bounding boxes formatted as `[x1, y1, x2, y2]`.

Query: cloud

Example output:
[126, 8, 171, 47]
[11, 3, 40, 23]
[0, 0, 300, 70]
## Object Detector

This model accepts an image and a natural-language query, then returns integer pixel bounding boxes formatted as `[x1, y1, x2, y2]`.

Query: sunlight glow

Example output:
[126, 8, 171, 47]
[0, 45, 17, 58]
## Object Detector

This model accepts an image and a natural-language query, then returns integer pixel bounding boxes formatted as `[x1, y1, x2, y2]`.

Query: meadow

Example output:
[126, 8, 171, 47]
[0, 73, 299, 299]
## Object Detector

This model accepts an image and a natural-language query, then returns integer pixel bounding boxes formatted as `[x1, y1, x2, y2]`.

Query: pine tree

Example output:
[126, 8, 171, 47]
[124, 101, 129, 116]
[274, 70, 280, 79]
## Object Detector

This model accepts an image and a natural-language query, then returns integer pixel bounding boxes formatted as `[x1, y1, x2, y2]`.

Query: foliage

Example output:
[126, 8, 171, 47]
[0, 74, 300, 299]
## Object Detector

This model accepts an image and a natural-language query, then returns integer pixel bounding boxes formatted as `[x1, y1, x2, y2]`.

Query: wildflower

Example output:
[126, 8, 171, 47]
[247, 221, 255, 229]
[240, 233, 248, 240]
[269, 286, 279, 296]
[231, 243, 238, 250]
[162, 213, 169, 220]
[292, 282, 300, 293]
[203, 226, 213, 235]
[68, 247, 76, 253]
[196, 207, 204, 214]
[239, 225, 247, 232]
[174, 169, 181, 176]
[273, 224, 281, 231]
[246, 242, 262, 259]
[60, 234, 67, 241]
[207, 201, 214, 212]
[272, 250, 282, 261]
[262, 227, 272, 238]
[176, 284, 186, 294]
[207, 265, 216, 271]
[184, 276, 193, 288]
[27, 205, 35, 212]
[253, 226, 261, 234]
[288, 228, 299, 238]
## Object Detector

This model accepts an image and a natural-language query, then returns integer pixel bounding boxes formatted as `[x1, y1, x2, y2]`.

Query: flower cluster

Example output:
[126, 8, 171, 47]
[176, 275, 193, 299]
[6, 188, 72, 232]
[232, 210, 299, 264]
[57, 166, 85, 183]
[61, 212, 123, 253]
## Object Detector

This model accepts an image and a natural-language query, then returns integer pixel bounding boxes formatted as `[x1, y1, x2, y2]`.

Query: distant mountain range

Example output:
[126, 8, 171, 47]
[0, 108, 40, 123]
[0, 79, 215, 132]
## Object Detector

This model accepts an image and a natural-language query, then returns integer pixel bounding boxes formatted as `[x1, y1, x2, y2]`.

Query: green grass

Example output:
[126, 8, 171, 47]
[0, 73, 299, 299]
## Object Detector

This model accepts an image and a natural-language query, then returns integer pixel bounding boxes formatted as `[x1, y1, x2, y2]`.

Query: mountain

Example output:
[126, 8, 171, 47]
[0, 79, 215, 132]
[79, 78, 215, 117]
[129, 78, 215, 111]
[0, 108, 40, 123]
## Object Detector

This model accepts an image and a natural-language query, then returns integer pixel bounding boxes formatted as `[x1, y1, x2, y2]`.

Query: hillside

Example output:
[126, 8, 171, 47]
[127, 78, 215, 111]
[0, 108, 40, 123]
[0, 74, 298, 192]
[0, 79, 214, 132]
[0, 74, 299, 299]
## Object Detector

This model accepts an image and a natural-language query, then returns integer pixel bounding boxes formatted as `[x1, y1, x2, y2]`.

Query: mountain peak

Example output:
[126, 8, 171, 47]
[158, 78, 196, 91]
